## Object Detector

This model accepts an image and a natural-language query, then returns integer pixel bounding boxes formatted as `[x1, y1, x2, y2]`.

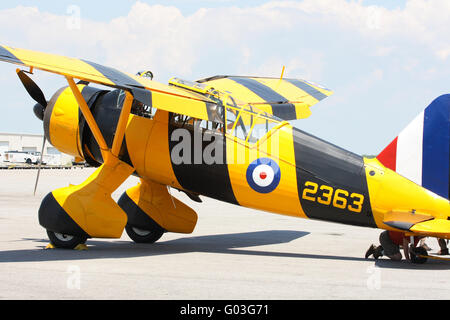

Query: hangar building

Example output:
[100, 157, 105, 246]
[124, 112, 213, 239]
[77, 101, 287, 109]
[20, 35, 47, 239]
[0, 132, 74, 165]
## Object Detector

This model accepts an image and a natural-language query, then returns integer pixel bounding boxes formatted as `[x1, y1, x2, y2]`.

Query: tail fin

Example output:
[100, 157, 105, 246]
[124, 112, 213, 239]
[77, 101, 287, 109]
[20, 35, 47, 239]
[377, 94, 450, 199]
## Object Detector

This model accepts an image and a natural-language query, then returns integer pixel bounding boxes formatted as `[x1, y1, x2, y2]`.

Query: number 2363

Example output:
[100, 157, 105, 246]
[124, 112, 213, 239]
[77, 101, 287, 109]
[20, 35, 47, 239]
[302, 181, 364, 213]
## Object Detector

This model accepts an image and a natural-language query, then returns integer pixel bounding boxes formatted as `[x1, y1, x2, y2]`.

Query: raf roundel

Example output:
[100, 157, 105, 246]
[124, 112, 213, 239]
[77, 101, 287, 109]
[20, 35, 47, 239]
[246, 158, 281, 194]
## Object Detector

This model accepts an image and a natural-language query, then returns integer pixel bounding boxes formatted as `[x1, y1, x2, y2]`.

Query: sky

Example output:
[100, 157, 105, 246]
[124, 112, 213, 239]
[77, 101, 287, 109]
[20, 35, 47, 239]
[0, 0, 448, 156]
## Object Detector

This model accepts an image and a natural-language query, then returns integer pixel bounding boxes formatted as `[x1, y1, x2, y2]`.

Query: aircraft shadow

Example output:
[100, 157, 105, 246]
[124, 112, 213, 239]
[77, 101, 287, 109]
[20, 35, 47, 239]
[374, 258, 450, 270]
[4, 229, 446, 268]
[0, 229, 365, 264]
[0, 230, 316, 263]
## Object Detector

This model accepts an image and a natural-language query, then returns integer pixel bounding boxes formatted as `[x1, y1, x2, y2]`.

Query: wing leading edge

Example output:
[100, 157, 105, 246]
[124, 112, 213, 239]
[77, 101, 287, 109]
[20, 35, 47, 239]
[0, 45, 218, 121]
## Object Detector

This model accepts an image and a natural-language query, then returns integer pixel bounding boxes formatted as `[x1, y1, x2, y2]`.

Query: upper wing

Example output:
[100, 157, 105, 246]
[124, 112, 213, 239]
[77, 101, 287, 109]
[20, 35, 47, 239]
[197, 75, 333, 121]
[0, 45, 218, 121]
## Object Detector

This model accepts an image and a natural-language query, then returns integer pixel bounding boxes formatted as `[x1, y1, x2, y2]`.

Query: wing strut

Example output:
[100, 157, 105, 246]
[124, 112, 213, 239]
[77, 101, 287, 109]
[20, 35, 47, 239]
[65, 76, 134, 164]
[111, 92, 133, 157]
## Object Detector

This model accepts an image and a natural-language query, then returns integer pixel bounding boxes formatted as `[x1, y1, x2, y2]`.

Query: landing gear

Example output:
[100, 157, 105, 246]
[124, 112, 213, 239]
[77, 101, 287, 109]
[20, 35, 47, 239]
[410, 246, 428, 264]
[125, 224, 164, 244]
[46, 230, 88, 249]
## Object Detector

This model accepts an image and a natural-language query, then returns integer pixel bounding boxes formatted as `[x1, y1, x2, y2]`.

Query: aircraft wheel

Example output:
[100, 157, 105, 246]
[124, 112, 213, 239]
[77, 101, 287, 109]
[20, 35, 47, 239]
[46, 230, 88, 249]
[125, 224, 164, 244]
[410, 246, 428, 264]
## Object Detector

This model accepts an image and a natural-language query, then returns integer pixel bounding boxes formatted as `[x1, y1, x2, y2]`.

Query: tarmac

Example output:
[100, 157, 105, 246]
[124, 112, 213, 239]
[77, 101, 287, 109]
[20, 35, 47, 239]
[0, 168, 449, 300]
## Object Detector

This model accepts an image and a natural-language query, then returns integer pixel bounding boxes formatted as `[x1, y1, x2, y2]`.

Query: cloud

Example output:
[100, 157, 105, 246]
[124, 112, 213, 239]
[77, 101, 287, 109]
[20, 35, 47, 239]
[0, 1, 448, 79]
[261, 0, 450, 59]
[437, 47, 450, 61]
[0, 0, 448, 153]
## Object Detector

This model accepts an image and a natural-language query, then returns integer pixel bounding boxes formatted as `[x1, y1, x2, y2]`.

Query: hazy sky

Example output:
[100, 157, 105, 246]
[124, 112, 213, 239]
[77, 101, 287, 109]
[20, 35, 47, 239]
[0, 0, 448, 156]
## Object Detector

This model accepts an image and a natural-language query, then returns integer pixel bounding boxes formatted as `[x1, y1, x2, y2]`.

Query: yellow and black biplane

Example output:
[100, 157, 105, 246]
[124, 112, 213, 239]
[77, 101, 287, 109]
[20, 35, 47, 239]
[1, 45, 449, 264]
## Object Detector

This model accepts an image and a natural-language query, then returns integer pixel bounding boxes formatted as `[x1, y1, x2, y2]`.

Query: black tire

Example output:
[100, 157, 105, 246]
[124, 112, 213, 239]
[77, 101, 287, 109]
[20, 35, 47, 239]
[125, 224, 164, 244]
[25, 158, 32, 165]
[46, 230, 88, 249]
[410, 246, 428, 264]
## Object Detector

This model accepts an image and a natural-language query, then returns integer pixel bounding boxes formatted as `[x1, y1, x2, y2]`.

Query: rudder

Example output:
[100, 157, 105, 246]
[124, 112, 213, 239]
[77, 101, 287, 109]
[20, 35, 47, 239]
[377, 94, 450, 199]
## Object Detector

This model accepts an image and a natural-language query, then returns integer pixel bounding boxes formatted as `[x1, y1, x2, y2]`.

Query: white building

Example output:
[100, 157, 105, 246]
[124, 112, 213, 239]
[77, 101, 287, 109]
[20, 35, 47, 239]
[0, 132, 74, 165]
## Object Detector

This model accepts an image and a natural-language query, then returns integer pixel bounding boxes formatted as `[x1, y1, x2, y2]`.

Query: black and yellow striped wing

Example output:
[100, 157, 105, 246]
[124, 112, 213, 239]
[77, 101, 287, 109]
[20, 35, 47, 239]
[197, 75, 333, 120]
[0, 45, 217, 121]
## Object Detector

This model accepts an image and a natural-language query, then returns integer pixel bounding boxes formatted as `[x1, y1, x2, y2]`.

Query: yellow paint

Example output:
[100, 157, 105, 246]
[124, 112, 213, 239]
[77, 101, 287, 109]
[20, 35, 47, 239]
[152, 91, 210, 120]
[318, 185, 333, 206]
[7, 44, 450, 243]
[348, 193, 364, 213]
[300, 180, 365, 213]
[3, 45, 215, 121]
[5, 45, 115, 86]
[302, 181, 318, 202]
[48, 86, 84, 158]
[200, 76, 332, 120]
[66, 77, 109, 159]
[74, 244, 88, 251]
[168, 77, 209, 94]
[364, 157, 450, 235]
[383, 210, 433, 225]
[410, 219, 450, 239]
[143, 111, 182, 189]
[111, 91, 133, 157]
[124, 114, 154, 177]
[279, 66, 286, 82]
[122, 111, 182, 189]
[52, 158, 135, 238]
[125, 180, 198, 234]
[254, 78, 318, 118]
[205, 78, 273, 115]
[226, 123, 307, 218]
[418, 254, 450, 261]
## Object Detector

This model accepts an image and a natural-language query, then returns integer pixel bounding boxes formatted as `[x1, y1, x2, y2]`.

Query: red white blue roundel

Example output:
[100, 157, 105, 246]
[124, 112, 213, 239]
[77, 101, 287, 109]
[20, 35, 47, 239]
[246, 158, 281, 194]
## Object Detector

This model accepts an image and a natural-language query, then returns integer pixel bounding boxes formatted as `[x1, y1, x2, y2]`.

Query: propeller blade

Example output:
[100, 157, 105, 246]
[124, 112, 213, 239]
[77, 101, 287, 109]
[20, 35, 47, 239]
[17, 70, 47, 108]
[33, 136, 46, 196]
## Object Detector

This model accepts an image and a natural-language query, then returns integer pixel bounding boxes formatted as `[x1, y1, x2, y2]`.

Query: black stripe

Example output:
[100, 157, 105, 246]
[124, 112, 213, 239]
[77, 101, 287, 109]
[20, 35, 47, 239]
[82, 89, 134, 167]
[292, 127, 376, 228]
[229, 77, 297, 120]
[168, 119, 238, 205]
[118, 192, 163, 230]
[285, 79, 328, 101]
[38, 192, 90, 237]
[0, 46, 24, 65]
[384, 221, 413, 231]
[82, 59, 152, 106]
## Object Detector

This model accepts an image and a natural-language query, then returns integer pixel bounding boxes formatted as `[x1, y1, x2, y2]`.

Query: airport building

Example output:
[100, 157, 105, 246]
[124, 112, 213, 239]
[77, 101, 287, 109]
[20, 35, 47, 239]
[0, 132, 74, 165]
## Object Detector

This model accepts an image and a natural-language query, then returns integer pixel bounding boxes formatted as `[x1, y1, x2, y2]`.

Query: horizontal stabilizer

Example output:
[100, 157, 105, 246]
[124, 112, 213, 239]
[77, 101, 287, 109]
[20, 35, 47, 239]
[383, 211, 450, 238]
[410, 219, 450, 238]
[383, 210, 434, 231]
